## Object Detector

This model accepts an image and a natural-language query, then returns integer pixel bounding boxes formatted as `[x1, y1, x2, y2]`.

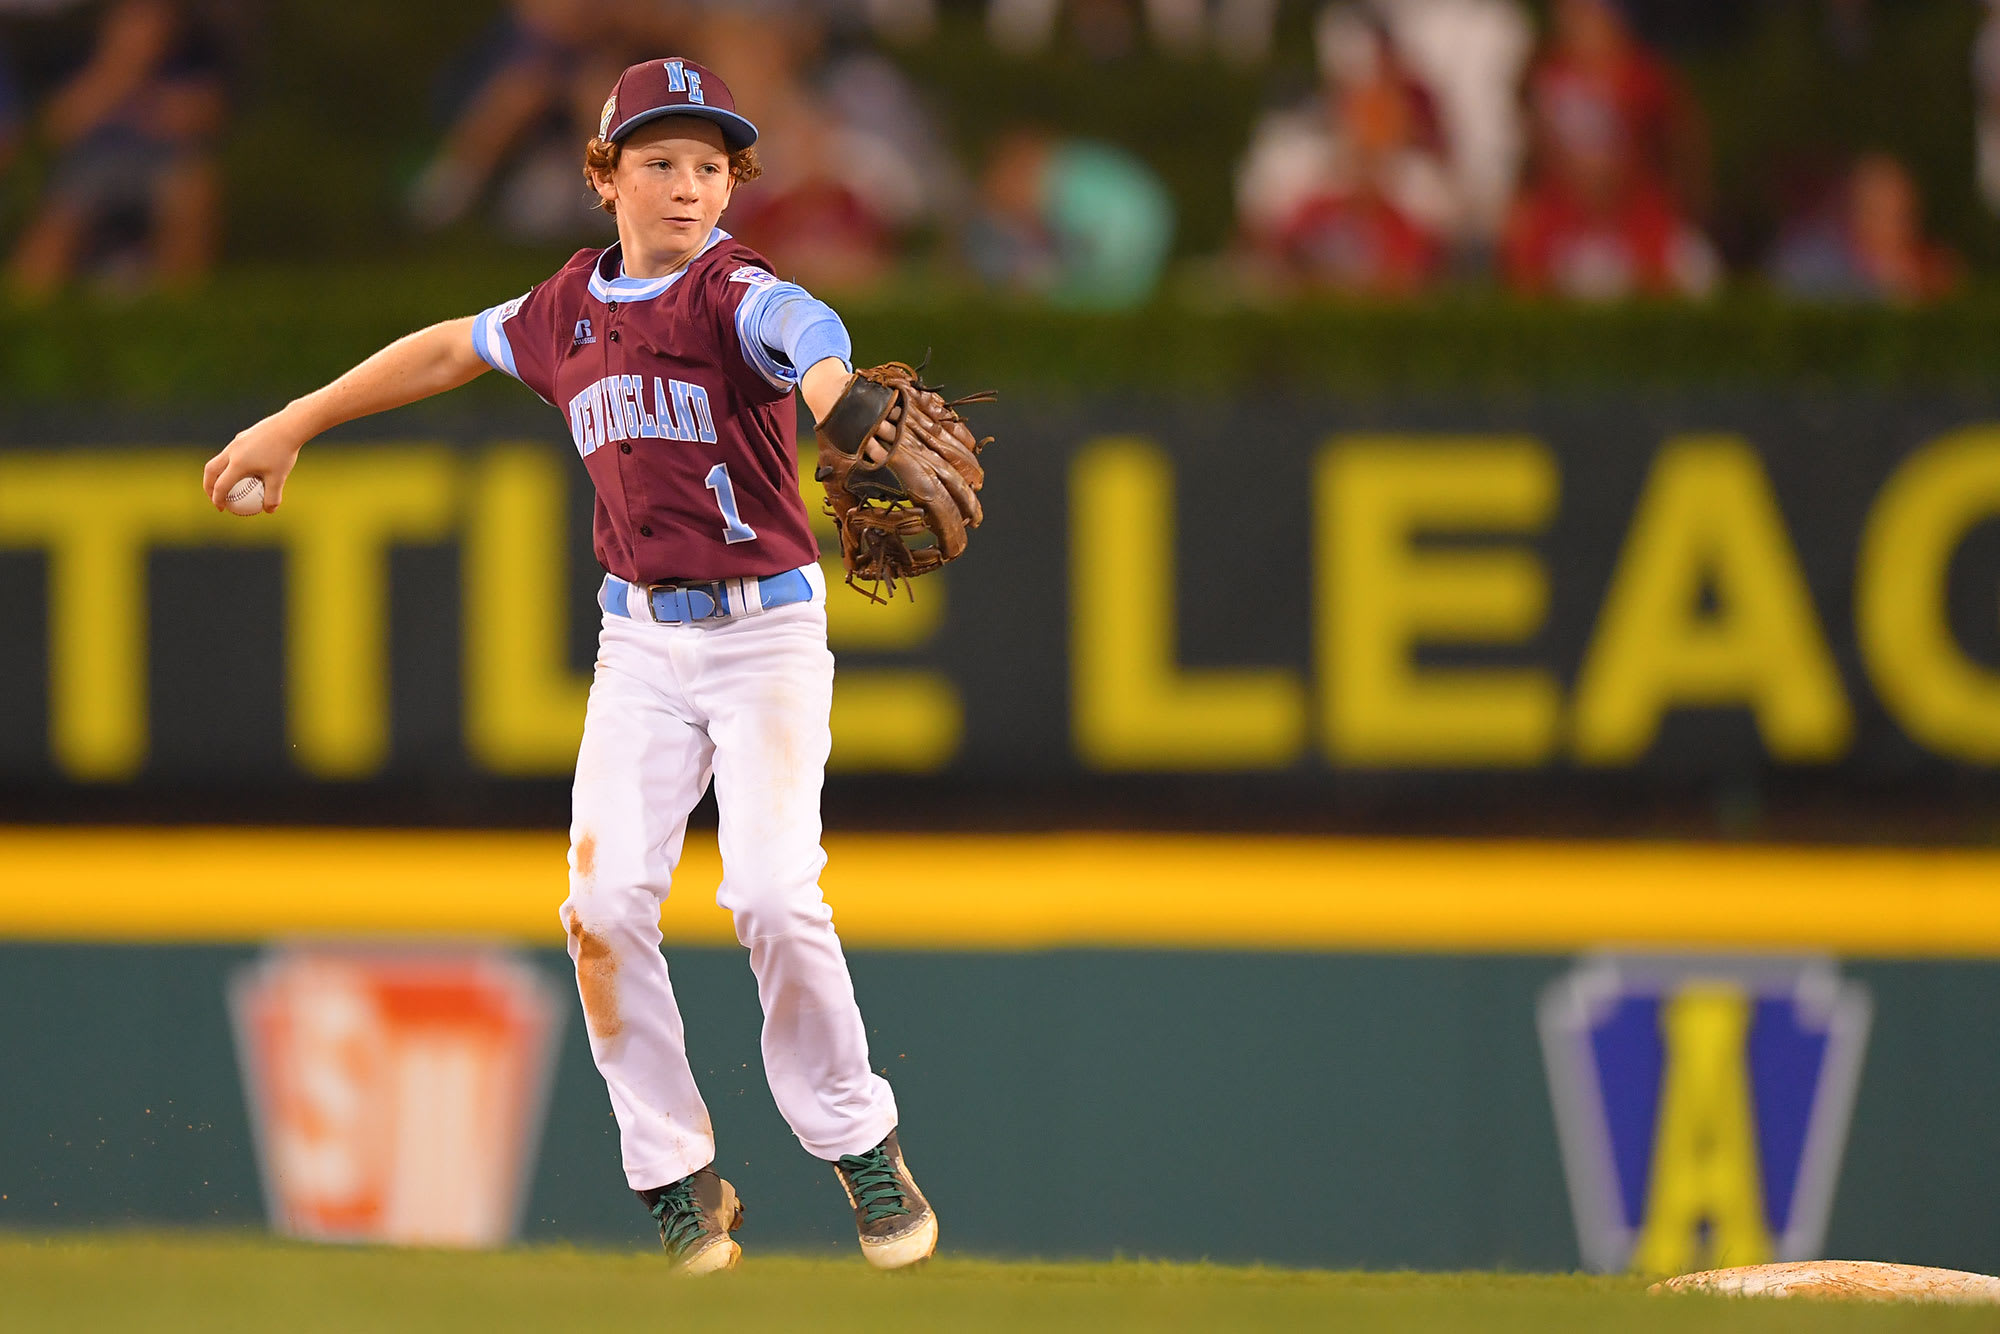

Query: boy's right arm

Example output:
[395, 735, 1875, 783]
[203, 315, 488, 513]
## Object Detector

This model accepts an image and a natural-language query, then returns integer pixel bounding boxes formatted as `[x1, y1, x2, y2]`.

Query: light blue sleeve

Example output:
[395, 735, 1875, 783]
[733, 279, 853, 391]
[470, 293, 527, 380]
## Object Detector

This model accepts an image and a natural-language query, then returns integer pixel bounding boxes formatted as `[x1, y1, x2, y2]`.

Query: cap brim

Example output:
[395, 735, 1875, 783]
[608, 105, 758, 151]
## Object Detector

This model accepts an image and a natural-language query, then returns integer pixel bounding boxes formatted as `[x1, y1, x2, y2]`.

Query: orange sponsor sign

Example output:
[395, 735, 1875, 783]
[230, 946, 563, 1247]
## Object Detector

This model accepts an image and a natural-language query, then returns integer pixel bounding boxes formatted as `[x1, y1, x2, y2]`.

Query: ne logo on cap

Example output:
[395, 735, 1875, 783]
[598, 95, 616, 138]
[599, 55, 754, 148]
[664, 59, 705, 104]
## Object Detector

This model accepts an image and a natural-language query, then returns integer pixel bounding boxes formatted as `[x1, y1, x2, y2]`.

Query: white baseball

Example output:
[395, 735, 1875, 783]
[226, 476, 265, 516]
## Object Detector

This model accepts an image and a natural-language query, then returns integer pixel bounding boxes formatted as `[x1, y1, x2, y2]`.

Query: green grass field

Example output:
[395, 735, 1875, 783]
[4, 1235, 1998, 1333]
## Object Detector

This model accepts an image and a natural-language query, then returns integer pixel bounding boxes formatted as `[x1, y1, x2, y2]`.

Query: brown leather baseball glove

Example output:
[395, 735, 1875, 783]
[814, 361, 995, 601]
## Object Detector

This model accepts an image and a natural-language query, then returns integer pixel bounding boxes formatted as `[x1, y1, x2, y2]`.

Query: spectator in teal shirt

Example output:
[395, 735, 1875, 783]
[965, 128, 1174, 309]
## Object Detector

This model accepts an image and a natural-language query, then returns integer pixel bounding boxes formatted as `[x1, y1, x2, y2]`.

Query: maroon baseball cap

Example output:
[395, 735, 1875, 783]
[597, 57, 758, 151]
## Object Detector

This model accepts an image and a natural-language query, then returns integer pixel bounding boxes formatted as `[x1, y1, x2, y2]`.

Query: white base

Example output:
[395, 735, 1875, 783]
[1653, 1260, 2000, 1303]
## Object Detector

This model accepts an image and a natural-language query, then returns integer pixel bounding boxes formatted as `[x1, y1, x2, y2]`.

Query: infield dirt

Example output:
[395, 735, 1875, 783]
[4, 1234, 1995, 1332]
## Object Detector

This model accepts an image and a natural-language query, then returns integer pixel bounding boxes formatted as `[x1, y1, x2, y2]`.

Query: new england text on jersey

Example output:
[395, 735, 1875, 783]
[567, 374, 718, 457]
[463, 229, 838, 583]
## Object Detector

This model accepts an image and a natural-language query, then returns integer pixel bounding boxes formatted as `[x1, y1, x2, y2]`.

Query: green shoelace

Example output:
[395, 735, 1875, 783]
[649, 1180, 710, 1257]
[837, 1146, 912, 1225]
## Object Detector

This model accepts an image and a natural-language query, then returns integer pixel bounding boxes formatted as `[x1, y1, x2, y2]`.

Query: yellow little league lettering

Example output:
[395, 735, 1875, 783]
[1069, 436, 1306, 770]
[1316, 435, 1561, 767]
[1571, 436, 1851, 765]
[1857, 426, 2000, 761]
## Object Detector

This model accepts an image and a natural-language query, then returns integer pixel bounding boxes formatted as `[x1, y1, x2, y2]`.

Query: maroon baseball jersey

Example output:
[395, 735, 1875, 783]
[471, 228, 817, 583]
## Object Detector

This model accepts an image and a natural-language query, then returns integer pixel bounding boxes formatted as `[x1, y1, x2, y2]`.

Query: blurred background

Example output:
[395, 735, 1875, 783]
[4, 0, 2000, 1281]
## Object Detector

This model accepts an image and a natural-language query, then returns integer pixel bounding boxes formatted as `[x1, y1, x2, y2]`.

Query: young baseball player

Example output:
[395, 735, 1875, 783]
[203, 57, 942, 1275]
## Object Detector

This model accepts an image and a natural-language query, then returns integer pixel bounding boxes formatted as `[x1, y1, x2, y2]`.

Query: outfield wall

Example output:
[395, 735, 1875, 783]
[3, 830, 1998, 1272]
[11, 392, 2000, 833]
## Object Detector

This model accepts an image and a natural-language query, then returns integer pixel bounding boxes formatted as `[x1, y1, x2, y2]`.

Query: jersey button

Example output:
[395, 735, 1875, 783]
[608, 330, 621, 342]
[639, 525, 653, 537]
[620, 443, 632, 454]
[607, 302, 618, 312]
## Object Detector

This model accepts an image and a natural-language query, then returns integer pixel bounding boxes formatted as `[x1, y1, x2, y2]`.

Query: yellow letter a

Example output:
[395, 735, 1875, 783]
[1630, 983, 1774, 1275]
[1572, 436, 1850, 764]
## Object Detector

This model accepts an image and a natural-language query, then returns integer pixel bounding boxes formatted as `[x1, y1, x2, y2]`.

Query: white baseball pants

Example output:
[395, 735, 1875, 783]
[559, 572, 898, 1191]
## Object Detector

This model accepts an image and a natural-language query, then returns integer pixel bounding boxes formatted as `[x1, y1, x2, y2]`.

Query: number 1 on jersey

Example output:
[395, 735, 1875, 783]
[705, 463, 758, 544]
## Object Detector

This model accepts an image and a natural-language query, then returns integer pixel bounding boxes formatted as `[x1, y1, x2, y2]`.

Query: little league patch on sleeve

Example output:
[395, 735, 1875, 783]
[727, 266, 779, 287]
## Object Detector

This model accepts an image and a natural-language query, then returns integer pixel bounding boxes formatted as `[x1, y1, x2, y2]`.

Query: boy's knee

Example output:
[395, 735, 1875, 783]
[724, 879, 832, 944]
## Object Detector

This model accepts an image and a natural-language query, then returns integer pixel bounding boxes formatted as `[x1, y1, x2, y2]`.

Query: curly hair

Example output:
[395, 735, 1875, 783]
[582, 136, 762, 215]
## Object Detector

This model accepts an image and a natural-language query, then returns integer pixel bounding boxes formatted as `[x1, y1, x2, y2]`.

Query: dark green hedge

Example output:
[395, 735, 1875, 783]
[7, 268, 2000, 406]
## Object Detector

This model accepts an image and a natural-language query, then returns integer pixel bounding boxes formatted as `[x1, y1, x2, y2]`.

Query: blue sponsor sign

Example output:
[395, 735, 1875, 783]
[1539, 955, 1870, 1274]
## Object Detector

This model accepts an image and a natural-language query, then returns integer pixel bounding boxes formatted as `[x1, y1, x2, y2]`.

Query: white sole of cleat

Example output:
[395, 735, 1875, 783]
[862, 1212, 938, 1271]
[680, 1238, 740, 1276]
[673, 1183, 745, 1277]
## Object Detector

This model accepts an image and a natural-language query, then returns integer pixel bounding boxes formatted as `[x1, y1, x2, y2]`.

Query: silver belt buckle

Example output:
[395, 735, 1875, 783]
[644, 581, 680, 623]
[646, 581, 720, 623]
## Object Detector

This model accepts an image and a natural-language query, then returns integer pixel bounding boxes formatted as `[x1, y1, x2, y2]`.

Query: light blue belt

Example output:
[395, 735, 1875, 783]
[600, 567, 813, 624]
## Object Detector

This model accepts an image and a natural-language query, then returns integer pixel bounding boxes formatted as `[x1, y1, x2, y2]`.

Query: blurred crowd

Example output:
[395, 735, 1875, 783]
[0, 0, 1980, 306]
[396, 0, 1173, 306]
[0, 0, 234, 297]
[1234, 0, 1959, 303]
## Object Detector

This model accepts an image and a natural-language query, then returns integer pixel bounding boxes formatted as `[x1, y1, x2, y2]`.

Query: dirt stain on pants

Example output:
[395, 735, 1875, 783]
[568, 918, 622, 1040]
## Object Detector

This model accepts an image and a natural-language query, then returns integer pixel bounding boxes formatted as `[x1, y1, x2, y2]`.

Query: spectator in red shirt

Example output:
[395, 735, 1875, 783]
[1235, 6, 1453, 296]
[1526, 0, 1707, 217]
[696, 11, 941, 296]
[1502, 0, 1716, 299]
[1501, 167, 1713, 298]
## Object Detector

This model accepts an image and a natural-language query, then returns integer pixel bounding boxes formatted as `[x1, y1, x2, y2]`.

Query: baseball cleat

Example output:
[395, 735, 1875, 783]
[833, 1130, 938, 1270]
[640, 1167, 744, 1275]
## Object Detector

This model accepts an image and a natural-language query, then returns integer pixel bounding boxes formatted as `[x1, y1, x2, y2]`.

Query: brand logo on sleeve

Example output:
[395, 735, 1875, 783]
[727, 266, 778, 287]
[566, 375, 717, 457]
